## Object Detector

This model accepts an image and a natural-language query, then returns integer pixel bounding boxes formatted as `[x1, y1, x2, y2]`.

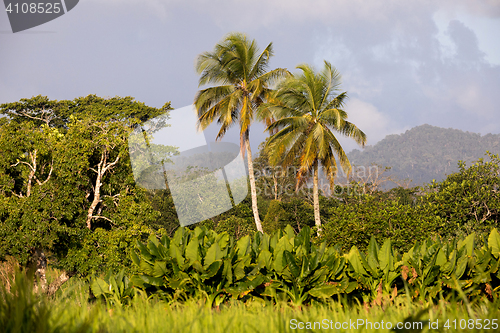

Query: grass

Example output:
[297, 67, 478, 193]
[2, 269, 500, 333]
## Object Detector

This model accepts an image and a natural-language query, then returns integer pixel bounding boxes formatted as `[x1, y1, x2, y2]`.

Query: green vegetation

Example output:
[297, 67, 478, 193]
[1, 32, 500, 331]
[194, 32, 290, 233]
[261, 61, 366, 232]
[2, 225, 500, 332]
[2, 270, 500, 333]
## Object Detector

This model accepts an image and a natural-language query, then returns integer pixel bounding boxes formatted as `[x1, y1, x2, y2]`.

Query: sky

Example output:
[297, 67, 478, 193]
[1, 0, 499, 153]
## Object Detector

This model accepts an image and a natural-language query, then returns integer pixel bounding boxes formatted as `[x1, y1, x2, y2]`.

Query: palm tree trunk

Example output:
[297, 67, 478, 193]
[245, 136, 263, 233]
[313, 161, 322, 235]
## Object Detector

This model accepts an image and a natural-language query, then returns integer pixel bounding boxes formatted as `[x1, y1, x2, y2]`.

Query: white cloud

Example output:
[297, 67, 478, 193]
[336, 98, 408, 152]
[345, 98, 406, 144]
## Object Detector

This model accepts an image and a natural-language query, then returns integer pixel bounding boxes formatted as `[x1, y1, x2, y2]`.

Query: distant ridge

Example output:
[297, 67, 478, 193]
[347, 124, 500, 187]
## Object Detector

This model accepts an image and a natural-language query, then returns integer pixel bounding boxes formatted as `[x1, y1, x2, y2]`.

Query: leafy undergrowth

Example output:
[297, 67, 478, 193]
[2, 271, 500, 333]
[122, 225, 500, 307]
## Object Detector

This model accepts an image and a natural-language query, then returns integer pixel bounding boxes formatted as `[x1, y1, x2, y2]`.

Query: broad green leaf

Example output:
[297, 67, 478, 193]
[284, 250, 300, 278]
[435, 248, 447, 267]
[274, 249, 286, 273]
[458, 233, 475, 257]
[284, 225, 295, 240]
[379, 239, 393, 275]
[152, 261, 168, 277]
[223, 259, 233, 286]
[136, 240, 152, 262]
[236, 235, 251, 257]
[367, 236, 380, 272]
[109, 276, 119, 296]
[347, 247, 368, 276]
[204, 242, 223, 268]
[91, 278, 110, 298]
[170, 244, 184, 266]
[139, 260, 154, 275]
[130, 251, 140, 267]
[257, 249, 272, 269]
[185, 237, 200, 264]
[233, 255, 251, 281]
[488, 228, 500, 258]
[132, 274, 164, 287]
[216, 232, 230, 250]
[201, 261, 222, 280]
[309, 278, 349, 298]
[148, 240, 160, 258]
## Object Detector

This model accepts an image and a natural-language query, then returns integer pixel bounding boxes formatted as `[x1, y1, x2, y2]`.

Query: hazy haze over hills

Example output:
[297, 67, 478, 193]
[347, 124, 500, 187]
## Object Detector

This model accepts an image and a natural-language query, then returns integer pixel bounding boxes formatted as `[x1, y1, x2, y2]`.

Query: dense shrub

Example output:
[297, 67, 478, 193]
[262, 199, 314, 234]
[422, 152, 500, 239]
[215, 216, 256, 239]
[321, 196, 445, 253]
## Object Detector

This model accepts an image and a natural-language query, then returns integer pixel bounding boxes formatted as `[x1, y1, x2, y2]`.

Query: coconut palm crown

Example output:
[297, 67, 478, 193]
[194, 32, 290, 232]
[261, 60, 367, 231]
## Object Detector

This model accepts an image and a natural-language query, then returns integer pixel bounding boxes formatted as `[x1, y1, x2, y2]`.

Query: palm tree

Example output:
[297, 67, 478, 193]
[261, 61, 367, 233]
[194, 33, 289, 233]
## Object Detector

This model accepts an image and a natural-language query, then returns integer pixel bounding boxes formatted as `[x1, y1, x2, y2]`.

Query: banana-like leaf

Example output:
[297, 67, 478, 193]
[136, 240, 152, 262]
[284, 250, 300, 278]
[148, 239, 161, 258]
[131, 251, 141, 267]
[234, 255, 251, 281]
[257, 249, 273, 270]
[152, 261, 168, 278]
[379, 239, 393, 275]
[347, 246, 368, 276]
[200, 260, 222, 280]
[274, 249, 286, 273]
[458, 233, 475, 257]
[236, 235, 251, 257]
[91, 278, 110, 298]
[367, 237, 380, 273]
[185, 237, 200, 264]
[131, 274, 164, 287]
[204, 242, 224, 268]
[170, 244, 184, 266]
[488, 228, 500, 259]
[309, 278, 349, 298]
[284, 225, 295, 240]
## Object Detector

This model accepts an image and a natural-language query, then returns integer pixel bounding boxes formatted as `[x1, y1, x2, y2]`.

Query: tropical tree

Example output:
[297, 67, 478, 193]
[0, 95, 170, 292]
[261, 61, 367, 233]
[194, 32, 289, 232]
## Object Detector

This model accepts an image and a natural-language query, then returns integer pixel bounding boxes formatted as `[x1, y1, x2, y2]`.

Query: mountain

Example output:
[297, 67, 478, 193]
[347, 124, 500, 187]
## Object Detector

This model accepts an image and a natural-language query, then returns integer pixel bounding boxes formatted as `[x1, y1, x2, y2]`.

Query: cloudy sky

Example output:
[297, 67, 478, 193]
[1, 0, 499, 152]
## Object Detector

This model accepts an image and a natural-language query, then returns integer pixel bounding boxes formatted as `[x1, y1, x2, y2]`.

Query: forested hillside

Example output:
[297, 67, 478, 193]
[348, 124, 500, 186]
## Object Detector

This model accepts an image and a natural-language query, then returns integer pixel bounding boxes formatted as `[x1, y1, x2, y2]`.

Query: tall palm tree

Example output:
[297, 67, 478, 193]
[194, 33, 289, 232]
[261, 61, 367, 233]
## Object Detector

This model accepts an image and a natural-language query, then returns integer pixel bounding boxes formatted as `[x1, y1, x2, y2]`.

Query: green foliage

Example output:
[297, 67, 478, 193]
[262, 199, 314, 234]
[423, 152, 500, 239]
[4, 269, 500, 333]
[215, 216, 256, 240]
[262, 200, 285, 233]
[261, 61, 366, 229]
[90, 269, 134, 307]
[321, 195, 444, 253]
[130, 226, 500, 305]
[130, 227, 267, 306]
[194, 32, 290, 232]
[0, 270, 52, 333]
[0, 95, 170, 277]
